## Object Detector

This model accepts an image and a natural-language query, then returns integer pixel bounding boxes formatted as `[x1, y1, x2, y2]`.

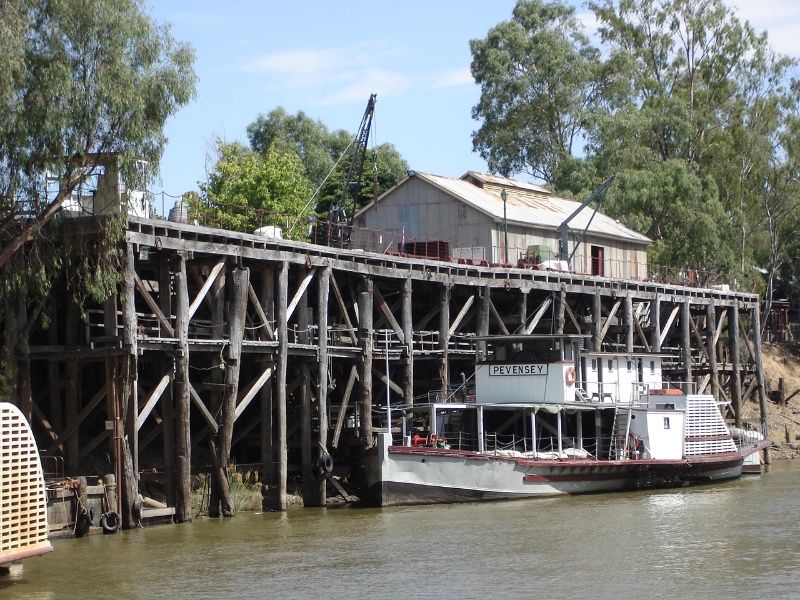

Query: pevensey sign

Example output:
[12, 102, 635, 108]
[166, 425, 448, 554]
[489, 364, 548, 376]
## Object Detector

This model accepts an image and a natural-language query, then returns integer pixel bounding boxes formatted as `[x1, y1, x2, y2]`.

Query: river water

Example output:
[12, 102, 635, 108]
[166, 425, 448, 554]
[4, 461, 800, 600]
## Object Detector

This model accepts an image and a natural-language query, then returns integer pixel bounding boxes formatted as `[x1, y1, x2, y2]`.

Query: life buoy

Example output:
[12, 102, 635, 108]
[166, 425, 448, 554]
[565, 366, 576, 386]
[100, 511, 121, 534]
[628, 433, 640, 455]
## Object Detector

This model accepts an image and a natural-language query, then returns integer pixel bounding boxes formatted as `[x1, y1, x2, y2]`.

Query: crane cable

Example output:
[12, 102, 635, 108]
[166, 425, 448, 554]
[287, 136, 356, 237]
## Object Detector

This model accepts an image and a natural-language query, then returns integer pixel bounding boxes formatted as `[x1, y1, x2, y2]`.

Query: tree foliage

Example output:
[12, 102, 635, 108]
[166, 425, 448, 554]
[245, 105, 408, 219]
[196, 139, 315, 240]
[471, 0, 800, 301]
[0, 0, 196, 393]
[0, 0, 196, 270]
[470, 0, 602, 187]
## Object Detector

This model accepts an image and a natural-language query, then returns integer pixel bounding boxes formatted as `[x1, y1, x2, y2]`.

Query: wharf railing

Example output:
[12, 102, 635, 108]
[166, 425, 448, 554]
[149, 199, 748, 291]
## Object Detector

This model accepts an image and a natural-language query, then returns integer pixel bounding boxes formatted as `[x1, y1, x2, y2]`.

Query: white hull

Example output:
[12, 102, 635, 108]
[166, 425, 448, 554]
[365, 434, 744, 506]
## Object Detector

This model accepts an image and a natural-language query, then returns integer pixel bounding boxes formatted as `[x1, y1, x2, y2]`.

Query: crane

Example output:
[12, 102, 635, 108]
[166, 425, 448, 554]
[325, 93, 377, 248]
[557, 175, 616, 271]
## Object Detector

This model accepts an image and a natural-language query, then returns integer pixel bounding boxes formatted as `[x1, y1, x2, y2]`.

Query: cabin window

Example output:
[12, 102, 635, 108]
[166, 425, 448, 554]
[664, 417, 670, 429]
[607, 359, 613, 372]
[627, 360, 632, 372]
[591, 359, 597, 371]
[650, 360, 655, 375]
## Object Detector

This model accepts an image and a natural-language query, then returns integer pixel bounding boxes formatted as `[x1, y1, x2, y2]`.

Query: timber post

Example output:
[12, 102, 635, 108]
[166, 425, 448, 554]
[358, 277, 374, 446]
[216, 266, 249, 516]
[556, 287, 567, 335]
[751, 304, 770, 464]
[316, 265, 331, 504]
[402, 277, 414, 406]
[592, 292, 602, 351]
[173, 253, 192, 523]
[706, 302, 720, 402]
[260, 267, 275, 490]
[438, 283, 451, 394]
[208, 261, 226, 517]
[651, 294, 661, 353]
[275, 261, 289, 510]
[681, 300, 692, 386]
[299, 283, 314, 505]
[159, 257, 176, 508]
[121, 243, 139, 528]
[624, 295, 633, 352]
[729, 303, 742, 427]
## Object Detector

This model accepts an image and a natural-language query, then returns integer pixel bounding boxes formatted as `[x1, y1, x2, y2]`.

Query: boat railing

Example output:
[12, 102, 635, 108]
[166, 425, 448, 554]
[634, 381, 696, 405]
[484, 432, 600, 460]
[423, 380, 477, 403]
[730, 422, 768, 453]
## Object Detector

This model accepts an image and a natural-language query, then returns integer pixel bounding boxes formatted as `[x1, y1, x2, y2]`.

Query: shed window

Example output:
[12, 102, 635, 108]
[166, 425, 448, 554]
[650, 360, 655, 375]
[607, 359, 613, 372]
[591, 359, 597, 371]
[664, 417, 671, 430]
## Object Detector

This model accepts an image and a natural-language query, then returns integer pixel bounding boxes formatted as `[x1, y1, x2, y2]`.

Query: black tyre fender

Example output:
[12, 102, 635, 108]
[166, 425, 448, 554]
[85, 504, 96, 527]
[318, 453, 334, 475]
[100, 511, 121, 534]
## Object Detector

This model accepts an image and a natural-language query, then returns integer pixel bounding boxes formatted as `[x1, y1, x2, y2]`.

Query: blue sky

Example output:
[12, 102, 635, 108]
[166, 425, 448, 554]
[146, 0, 800, 205]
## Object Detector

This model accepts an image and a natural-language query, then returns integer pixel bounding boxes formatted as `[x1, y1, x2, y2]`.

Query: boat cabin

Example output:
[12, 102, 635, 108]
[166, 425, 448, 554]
[393, 335, 732, 463]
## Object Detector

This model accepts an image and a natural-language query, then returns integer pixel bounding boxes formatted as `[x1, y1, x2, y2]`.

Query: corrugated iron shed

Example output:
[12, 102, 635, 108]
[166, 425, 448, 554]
[361, 171, 651, 245]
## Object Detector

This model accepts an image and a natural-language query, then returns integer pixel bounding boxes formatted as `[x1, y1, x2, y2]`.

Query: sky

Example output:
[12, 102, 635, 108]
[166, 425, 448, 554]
[146, 0, 800, 209]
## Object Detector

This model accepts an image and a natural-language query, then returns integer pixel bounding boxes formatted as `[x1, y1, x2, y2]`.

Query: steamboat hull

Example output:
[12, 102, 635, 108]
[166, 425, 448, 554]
[364, 438, 744, 507]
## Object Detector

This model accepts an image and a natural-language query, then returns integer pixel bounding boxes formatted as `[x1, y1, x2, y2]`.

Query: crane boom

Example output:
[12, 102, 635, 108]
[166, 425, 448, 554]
[326, 93, 377, 248]
[557, 175, 615, 269]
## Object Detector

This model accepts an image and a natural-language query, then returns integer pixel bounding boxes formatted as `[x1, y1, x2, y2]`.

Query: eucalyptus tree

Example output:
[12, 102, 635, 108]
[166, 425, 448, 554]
[589, 0, 799, 292]
[471, 0, 800, 293]
[0, 0, 196, 272]
[470, 0, 602, 190]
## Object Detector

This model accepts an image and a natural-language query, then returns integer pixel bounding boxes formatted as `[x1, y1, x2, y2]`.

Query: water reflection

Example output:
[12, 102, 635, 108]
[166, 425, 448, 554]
[3, 462, 800, 599]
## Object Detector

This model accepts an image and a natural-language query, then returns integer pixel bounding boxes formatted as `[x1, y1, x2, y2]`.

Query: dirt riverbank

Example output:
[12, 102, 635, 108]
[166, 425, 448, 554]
[743, 342, 800, 458]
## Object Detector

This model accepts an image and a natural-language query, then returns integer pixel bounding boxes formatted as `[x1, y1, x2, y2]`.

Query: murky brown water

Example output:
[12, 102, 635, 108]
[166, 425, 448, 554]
[4, 461, 800, 599]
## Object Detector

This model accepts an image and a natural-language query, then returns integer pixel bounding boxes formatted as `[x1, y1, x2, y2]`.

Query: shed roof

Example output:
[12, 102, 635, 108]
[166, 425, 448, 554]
[360, 171, 651, 245]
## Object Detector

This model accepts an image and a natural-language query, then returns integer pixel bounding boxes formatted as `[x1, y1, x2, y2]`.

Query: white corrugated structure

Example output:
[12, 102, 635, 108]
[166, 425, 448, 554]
[1, 403, 52, 565]
[354, 171, 651, 279]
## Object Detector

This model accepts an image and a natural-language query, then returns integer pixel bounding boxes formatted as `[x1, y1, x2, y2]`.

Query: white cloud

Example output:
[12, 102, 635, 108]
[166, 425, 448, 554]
[319, 69, 411, 105]
[726, 0, 800, 57]
[242, 49, 345, 76]
[239, 44, 413, 105]
[428, 67, 474, 90]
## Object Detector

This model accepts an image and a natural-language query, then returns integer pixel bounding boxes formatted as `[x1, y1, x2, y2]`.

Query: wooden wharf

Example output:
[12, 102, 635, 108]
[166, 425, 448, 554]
[10, 216, 768, 526]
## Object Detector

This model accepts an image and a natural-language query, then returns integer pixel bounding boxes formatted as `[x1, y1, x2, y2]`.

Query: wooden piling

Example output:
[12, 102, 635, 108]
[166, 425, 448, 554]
[358, 277, 374, 446]
[438, 283, 451, 394]
[121, 243, 139, 528]
[729, 303, 742, 428]
[316, 266, 331, 504]
[173, 253, 192, 523]
[751, 304, 770, 464]
[706, 302, 720, 401]
[275, 261, 289, 510]
[651, 295, 661, 353]
[682, 301, 692, 384]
